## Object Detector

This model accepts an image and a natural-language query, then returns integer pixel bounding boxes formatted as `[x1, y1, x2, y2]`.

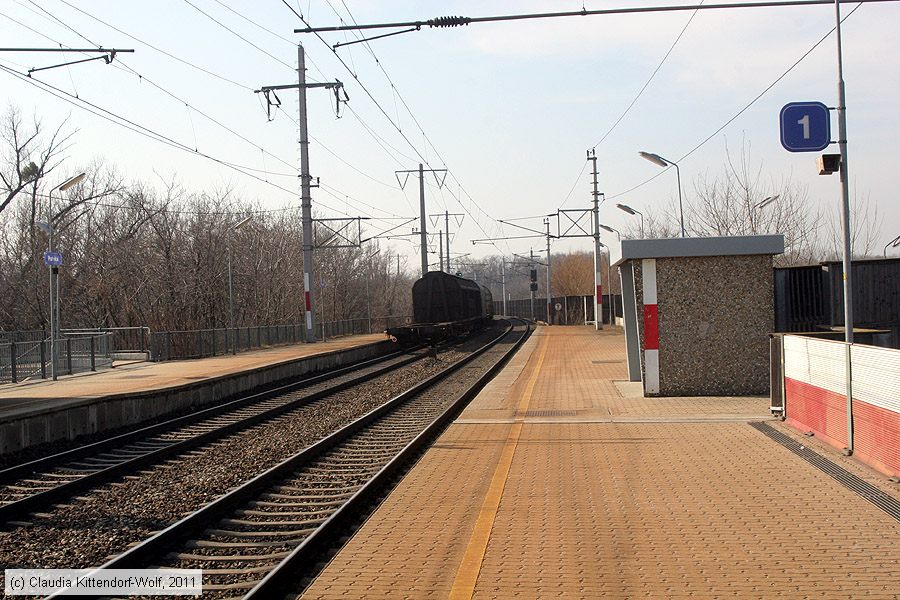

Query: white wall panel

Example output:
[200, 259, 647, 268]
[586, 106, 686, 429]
[783, 335, 846, 395]
[851, 344, 900, 414]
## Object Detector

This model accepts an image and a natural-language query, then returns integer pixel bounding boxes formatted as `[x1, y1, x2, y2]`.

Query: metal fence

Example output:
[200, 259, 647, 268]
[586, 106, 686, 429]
[0, 333, 113, 384]
[496, 295, 622, 325]
[149, 317, 401, 362]
[65, 327, 150, 357]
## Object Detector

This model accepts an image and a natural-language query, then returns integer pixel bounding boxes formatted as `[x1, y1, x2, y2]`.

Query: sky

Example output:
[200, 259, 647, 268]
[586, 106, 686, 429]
[1, 0, 898, 271]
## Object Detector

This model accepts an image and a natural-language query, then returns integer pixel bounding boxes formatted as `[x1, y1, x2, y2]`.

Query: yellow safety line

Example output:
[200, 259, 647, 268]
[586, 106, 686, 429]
[448, 333, 548, 600]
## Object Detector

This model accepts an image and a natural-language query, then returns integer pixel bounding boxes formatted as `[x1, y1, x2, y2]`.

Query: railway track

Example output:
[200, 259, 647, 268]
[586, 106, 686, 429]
[0, 345, 428, 525]
[90, 319, 529, 599]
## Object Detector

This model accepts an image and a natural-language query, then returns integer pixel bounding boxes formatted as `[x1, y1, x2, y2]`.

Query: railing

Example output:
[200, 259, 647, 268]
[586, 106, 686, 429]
[0, 333, 113, 384]
[149, 318, 394, 362]
[64, 326, 150, 358]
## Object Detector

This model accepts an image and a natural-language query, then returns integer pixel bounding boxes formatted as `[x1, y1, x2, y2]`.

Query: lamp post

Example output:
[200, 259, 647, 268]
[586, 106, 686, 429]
[228, 215, 252, 355]
[600, 224, 621, 326]
[47, 172, 85, 380]
[615, 203, 644, 238]
[884, 234, 900, 258]
[639, 151, 685, 237]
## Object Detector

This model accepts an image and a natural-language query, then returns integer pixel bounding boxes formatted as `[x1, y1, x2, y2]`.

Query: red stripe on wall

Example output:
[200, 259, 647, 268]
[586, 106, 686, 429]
[596, 284, 602, 303]
[643, 304, 659, 350]
[784, 377, 900, 477]
[851, 398, 900, 477]
[305, 291, 311, 311]
[784, 377, 847, 449]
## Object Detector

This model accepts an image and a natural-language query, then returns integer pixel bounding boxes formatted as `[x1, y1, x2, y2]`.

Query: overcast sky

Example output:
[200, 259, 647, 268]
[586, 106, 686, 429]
[2, 0, 898, 268]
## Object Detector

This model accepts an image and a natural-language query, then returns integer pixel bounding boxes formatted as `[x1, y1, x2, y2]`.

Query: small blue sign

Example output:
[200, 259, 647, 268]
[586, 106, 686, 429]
[780, 101, 831, 152]
[43, 251, 63, 267]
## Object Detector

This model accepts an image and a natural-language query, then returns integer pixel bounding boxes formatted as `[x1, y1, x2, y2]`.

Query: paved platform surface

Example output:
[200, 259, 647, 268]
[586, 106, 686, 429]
[0, 334, 386, 419]
[304, 325, 900, 599]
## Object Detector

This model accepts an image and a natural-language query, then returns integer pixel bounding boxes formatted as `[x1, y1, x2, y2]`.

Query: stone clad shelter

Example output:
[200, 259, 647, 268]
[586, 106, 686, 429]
[615, 235, 785, 397]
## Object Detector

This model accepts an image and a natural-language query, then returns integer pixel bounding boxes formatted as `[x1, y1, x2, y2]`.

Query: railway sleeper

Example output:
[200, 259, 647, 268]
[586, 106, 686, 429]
[249, 499, 350, 509]
[206, 527, 319, 538]
[168, 550, 291, 561]
[219, 517, 327, 528]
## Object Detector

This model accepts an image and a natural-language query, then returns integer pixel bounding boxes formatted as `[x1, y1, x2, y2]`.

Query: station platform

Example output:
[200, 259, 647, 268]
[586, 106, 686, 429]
[0, 334, 388, 454]
[304, 325, 900, 599]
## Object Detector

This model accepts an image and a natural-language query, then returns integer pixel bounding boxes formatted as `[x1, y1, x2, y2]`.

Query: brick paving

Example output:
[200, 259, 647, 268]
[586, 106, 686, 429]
[303, 326, 900, 599]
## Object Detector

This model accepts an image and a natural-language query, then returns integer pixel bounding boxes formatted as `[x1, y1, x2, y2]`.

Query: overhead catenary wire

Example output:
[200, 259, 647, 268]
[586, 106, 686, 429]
[607, 1, 865, 201]
[303, 1, 512, 254]
[23, 0, 301, 178]
[0, 63, 360, 216]
[560, 1, 705, 209]
[54, 0, 254, 90]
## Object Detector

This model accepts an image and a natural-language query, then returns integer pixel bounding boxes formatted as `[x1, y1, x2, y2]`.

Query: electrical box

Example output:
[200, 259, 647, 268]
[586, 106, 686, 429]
[530, 269, 537, 282]
[530, 282, 538, 292]
[817, 154, 841, 175]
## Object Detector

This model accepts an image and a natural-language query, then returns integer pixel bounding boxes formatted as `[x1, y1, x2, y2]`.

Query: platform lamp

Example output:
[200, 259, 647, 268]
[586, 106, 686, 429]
[885, 234, 900, 258]
[228, 216, 252, 355]
[749, 195, 780, 233]
[639, 151, 685, 237]
[615, 203, 644, 238]
[47, 172, 86, 380]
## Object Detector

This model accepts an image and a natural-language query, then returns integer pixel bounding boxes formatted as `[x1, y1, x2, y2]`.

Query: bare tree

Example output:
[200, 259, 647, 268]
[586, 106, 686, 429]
[622, 139, 826, 265]
[552, 251, 593, 296]
[0, 105, 74, 216]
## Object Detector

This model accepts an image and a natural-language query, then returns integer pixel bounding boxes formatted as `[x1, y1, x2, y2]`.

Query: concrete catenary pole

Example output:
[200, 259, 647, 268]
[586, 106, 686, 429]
[530, 249, 536, 321]
[418, 163, 427, 277]
[834, 0, 854, 453]
[588, 149, 603, 330]
[444, 210, 451, 274]
[545, 218, 552, 324]
[298, 44, 316, 343]
[501, 258, 507, 317]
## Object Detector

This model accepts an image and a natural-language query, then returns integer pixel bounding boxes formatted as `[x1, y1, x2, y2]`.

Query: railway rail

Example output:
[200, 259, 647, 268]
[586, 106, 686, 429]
[87, 318, 529, 599]
[0, 345, 429, 525]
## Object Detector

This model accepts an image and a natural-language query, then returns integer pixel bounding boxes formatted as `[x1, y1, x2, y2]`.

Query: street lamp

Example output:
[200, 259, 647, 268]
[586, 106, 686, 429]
[885, 234, 900, 258]
[639, 151, 685, 237]
[615, 203, 644, 238]
[227, 215, 252, 354]
[755, 194, 780, 210]
[47, 172, 85, 380]
[750, 195, 780, 233]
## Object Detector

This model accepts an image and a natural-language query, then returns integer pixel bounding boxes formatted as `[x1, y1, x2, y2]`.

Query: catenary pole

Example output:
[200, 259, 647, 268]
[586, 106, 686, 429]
[445, 210, 451, 273]
[588, 149, 603, 330]
[501, 258, 507, 316]
[545, 219, 552, 324]
[418, 163, 427, 276]
[298, 44, 317, 343]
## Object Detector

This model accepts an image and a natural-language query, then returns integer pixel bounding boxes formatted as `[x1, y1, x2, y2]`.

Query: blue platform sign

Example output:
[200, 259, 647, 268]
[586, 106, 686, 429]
[780, 101, 831, 152]
[43, 251, 63, 267]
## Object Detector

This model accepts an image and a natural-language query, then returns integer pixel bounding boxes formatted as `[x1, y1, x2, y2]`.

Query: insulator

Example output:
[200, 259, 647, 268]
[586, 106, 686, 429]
[428, 16, 471, 28]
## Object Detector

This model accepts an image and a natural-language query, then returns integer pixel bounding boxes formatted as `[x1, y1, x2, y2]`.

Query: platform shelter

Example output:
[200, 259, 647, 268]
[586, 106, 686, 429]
[615, 234, 784, 397]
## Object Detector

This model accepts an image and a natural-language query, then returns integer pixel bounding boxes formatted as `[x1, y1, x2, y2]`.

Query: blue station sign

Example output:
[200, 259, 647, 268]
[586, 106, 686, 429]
[43, 251, 63, 267]
[780, 101, 831, 152]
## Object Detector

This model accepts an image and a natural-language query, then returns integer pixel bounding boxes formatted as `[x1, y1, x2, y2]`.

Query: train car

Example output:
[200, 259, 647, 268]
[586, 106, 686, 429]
[388, 271, 493, 344]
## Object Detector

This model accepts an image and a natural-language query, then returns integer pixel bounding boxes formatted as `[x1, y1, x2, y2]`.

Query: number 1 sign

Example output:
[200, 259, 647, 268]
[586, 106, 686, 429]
[780, 101, 831, 152]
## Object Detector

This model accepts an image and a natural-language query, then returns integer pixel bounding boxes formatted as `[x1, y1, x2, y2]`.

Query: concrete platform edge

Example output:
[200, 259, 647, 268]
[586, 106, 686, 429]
[0, 340, 394, 455]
